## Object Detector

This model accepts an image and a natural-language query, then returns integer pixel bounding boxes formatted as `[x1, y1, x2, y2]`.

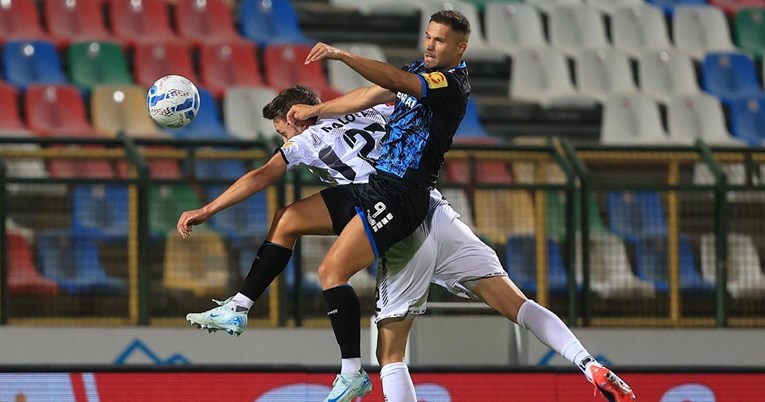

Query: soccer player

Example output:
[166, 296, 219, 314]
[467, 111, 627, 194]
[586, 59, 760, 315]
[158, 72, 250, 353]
[182, 9, 472, 402]
[181, 84, 635, 402]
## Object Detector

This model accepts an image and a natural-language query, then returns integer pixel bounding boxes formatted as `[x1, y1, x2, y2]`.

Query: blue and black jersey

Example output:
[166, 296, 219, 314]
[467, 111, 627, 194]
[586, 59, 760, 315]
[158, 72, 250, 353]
[375, 60, 470, 188]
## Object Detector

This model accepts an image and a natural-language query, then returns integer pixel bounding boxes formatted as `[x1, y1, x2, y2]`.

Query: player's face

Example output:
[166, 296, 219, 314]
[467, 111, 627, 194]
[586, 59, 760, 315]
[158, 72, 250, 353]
[273, 117, 301, 142]
[423, 22, 467, 69]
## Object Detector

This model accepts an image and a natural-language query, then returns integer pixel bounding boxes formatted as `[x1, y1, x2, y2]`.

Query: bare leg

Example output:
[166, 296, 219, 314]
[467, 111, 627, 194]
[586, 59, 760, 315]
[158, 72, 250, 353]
[317, 214, 375, 289]
[266, 192, 335, 249]
[472, 276, 528, 322]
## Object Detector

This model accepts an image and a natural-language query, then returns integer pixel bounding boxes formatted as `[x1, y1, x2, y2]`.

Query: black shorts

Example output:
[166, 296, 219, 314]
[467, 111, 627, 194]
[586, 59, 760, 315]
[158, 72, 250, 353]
[320, 174, 430, 258]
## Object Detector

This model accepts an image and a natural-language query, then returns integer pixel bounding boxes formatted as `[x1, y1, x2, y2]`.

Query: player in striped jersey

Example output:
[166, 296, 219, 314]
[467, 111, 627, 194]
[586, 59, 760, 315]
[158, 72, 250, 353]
[180, 85, 635, 402]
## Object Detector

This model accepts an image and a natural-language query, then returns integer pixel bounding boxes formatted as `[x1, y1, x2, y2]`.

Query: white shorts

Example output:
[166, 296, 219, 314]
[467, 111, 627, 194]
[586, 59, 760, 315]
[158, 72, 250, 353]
[374, 202, 507, 323]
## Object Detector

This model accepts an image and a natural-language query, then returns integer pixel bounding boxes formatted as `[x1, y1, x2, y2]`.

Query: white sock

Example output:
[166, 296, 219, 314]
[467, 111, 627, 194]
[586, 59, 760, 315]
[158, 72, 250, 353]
[516, 300, 596, 373]
[340, 358, 361, 375]
[230, 293, 254, 310]
[380, 362, 416, 402]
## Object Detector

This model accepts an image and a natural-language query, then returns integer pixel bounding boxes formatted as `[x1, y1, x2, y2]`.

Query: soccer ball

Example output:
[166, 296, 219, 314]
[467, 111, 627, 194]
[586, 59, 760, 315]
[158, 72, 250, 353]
[146, 75, 200, 128]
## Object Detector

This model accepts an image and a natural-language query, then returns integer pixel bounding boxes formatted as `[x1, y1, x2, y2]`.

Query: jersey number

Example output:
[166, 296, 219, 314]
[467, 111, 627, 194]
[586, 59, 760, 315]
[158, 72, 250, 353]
[318, 123, 386, 181]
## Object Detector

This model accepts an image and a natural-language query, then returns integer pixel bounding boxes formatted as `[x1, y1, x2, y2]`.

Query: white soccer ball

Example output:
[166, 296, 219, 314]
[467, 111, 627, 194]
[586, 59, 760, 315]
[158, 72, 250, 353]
[146, 74, 200, 128]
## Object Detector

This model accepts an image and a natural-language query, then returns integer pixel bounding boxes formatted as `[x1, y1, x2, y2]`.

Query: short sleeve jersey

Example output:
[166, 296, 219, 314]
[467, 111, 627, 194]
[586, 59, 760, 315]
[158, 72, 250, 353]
[375, 60, 470, 187]
[278, 105, 393, 185]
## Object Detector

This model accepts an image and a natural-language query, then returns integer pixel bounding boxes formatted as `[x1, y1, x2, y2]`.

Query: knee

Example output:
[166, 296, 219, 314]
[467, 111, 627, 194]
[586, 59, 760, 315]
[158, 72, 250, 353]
[271, 206, 297, 235]
[376, 349, 404, 367]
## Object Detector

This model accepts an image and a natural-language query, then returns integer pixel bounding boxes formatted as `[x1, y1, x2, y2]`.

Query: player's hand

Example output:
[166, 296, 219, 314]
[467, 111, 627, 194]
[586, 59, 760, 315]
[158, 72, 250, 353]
[176, 209, 210, 239]
[287, 104, 320, 124]
[304, 42, 345, 64]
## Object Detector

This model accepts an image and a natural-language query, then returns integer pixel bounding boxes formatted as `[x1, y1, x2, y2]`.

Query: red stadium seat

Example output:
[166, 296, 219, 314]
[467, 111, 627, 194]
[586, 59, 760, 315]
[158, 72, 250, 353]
[44, 0, 115, 47]
[7, 231, 60, 296]
[24, 84, 101, 137]
[445, 160, 513, 184]
[47, 146, 116, 179]
[0, 0, 47, 44]
[263, 44, 343, 100]
[173, 0, 243, 45]
[109, 0, 178, 45]
[199, 41, 265, 98]
[709, 0, 765, 17]
[0, 83, 31, 136]
[133, 41, 196, 89]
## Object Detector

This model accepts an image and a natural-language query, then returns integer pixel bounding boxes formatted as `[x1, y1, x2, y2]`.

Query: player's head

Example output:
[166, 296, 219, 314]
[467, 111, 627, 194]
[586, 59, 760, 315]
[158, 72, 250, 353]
[424, 10, 470, 70]
[263, 85, 320, 140]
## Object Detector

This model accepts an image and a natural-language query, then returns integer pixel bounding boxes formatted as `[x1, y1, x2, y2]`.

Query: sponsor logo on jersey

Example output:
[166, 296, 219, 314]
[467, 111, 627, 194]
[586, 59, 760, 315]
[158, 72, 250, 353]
[421, 72, 448, 89]
[396, 91, 418, 108]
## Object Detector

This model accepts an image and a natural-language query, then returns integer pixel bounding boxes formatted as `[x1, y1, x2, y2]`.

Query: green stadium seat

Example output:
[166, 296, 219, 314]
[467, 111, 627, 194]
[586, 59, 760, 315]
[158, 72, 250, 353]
[67, 41, 133, 92]
[734, 7, 765, 60]
[148, 185, 203, 239]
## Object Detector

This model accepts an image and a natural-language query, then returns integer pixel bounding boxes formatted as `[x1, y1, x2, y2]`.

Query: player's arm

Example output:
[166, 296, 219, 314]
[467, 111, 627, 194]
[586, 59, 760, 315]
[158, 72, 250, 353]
[176, 154, 287, 238]
[289, 84, 394, 122]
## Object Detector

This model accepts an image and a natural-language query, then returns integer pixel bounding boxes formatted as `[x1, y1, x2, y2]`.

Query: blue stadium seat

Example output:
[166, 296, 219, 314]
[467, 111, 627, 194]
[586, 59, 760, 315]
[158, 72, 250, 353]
[2, 40, 67, 90]
[207, 185, 269, 249]
[727, 96, 765, 145]
[195, 160, 249, 181]
[36, 229, 127, 295]
[169, 88, 235, 139]
[71, 184, 129, 242]
[239, 0, 314, 47]
[607, 191, 667, 242]
[454, 97, 495, 141]
[701, 52, 763, 105]
[646, 0, 707, 15]
[634, 235, 715, 295]
[503, 235, 569, 295]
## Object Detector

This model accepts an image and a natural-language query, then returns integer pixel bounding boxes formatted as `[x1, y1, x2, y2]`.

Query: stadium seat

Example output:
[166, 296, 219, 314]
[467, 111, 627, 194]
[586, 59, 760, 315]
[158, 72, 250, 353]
[0, 83, 30, 136]
[67, 41, 133, 92]
[504, 235, 570, 294]
[194, 159, 248, 181]
[169, 88, 234, 139]
[328, 43, 387, 93]
[709, 0, 765, 17]
[701, 233, 765, 298]
[439, 188, 476, 229]
[646, 0, 707, 16]
[548, 4, 609, 56]
[71, 184, 129, 241]
[46, 146, 116, 179]
[1, 142, 68, 196]
[673, 5, 736, 59]
[667, 93, 744, 145]
[207, 185, 269, 249]
[44, 0, 114, 46]
[635, 235, 715, 294]
[163, 231, 229, 297]
[115, 146, 183, 180]
[417, 0, 510, 61]
[510, 47, 597, 107]
[174, 0, 242, 45]
[733, 7, 765, 59]
[575, 48, 637, 102]
[586, 233, 656, 298]
[2, 40, 67, 91]
[638, 49, 700, 104]
[90, 85, 168, 138]
[607, 190, 668, 242]
[600, 94, 669, 144]
[475, 190, 535, 245]
[133, 41, 197, 90]
[238, 0, 315, 47]
[0, 0, 47, 44]
[24, 84, 100, 137]
[454, 97, 494, 140]
[199, 41, 265, 99]
[148, 184, 202, 238]
[701, 52, 764, 105]
[727, 95, 765, 145]
[7, 230, 60, 296]
[263, 44, 344, 101]
[485, 3, 547, 55]
[526, 0, 583, 15]
[444, 159, 513, 184]
[545, 191, 610, 241]
[108, 0, 178, 45]
[223, 86, 280, 140]
[36, 229, 127, 295]
[585, 0, 645, 14]
[611, 4, 672, 58]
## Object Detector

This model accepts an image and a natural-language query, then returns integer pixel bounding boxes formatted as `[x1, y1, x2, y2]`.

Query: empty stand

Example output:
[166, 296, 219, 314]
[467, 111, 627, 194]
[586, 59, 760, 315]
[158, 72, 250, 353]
[7, 230, 60, 296]
[611, 4, 672, 58]
[647, 0, 708, 16]
[0, 83, 30, 135]
[174, 0, 242, 45]
[71, 184, 129, 241]
[485, 3, 547, 54]
[727, 96, 765, 145]
[328, 43, 386, 93]
[600, 94, 669, 144]
[133, 41, 196, 90]
[586, 0, 645, 14]
[510, 47, 596, 106]
[709, 0, 765, 17]
[454, 97, 494, 140]
[223, 86, 280, 140]
[672, 5, 736, 59]
[701, 52, 764, 105]
[90, 85, 168, 138]
[67, 41, 133, 92]
[635, 235, 715, 294]
[44, 0, 114, 46]
[504, 235, 570, 294]
[199, 41, 264, 98]
[638, 49, 700, 104]
[548, 4, 609, 56]
[475, 190, 535, 245]
[109, 0, 177, 45]
[148, 184, 201, 238]
[526, 0, 583, 15]
[207, 185, 269, 249]
[575, 48, 637, 102]
[36, 229, 127, 295]
[169, 88, 234, 139]
[607, 190, 668, 241]
[238, 0, 315, 46]
[263, 44, 343, 101]
[701, 233, 765, 299]
[25, 84, 100, 137]
[733, 7, 765, 59]
[163, 231, 229, 297]
[667, 93, 744, 145]
[2, 40, 67, 90]
[0, 0, 47, 44]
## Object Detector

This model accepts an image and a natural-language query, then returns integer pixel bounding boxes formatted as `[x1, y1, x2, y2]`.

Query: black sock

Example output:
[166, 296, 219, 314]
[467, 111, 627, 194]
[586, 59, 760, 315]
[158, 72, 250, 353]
[239, 241, 293, 302]
[324, 285, 361, 359]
